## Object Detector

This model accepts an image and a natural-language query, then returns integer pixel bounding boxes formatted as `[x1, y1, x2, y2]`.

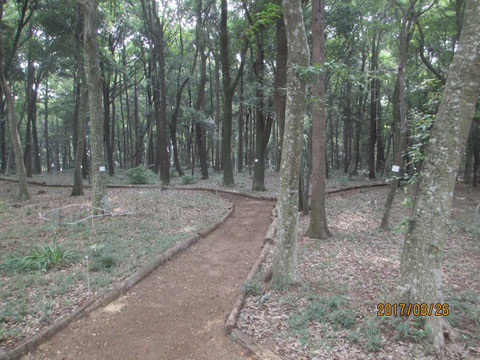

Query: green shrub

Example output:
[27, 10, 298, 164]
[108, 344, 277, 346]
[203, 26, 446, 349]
[182, 174, 196, 185]
[98, 255, 117, 270]
[127, 165, 155, 184]
[1, 243, 74, 273]
[244, 279, 263, 296]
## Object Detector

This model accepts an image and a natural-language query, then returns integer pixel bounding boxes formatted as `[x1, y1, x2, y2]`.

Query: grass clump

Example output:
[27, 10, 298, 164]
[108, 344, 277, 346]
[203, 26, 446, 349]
[244, 279, 263, 296]
[126, 165, 155, 184]
[0, 243, 74, 273]
[182, 174, 196, 185]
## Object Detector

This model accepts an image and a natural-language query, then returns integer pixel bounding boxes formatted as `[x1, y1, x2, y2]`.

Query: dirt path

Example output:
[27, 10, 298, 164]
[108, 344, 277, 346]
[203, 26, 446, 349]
[27, 194, 274, 360]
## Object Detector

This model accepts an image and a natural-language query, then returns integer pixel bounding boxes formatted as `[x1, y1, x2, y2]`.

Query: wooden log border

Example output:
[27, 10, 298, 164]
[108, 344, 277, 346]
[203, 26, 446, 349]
[224, 205, 283, 358]
[0, 202, 235, 360]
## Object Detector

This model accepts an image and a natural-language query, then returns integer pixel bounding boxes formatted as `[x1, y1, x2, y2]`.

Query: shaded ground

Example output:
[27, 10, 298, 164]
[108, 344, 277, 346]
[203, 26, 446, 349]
[0, 181, 230, 352]
[238, 184, 480, 360]
[23, 194, 274, 360]
[1, 169, 384, 199]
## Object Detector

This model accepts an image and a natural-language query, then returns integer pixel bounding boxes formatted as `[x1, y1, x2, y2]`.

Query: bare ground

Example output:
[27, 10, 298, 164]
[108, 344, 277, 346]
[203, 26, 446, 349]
[23, 194, 274, 360]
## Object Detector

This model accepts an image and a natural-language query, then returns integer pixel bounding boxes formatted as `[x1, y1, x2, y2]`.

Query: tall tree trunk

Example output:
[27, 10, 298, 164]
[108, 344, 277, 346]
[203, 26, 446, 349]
[251, 27, 273, 191]
[380, 0, 416, 230]
[194, 0, 209, 180]
[0, 10, 30, 198]
[81, 0, 108, 210]
[273, 0, 287, 172]
[44, 74, 51, 173]
[395, 0, 480, 353]
[306, 0, 330, 239]
[72, 4, 87, 196]
[271, 0, 310, 288]
[368, 32, 379, 179]
[376, 81, 385, 174]
[343, 82, 352, 172]
[220, 0, 245, 186]
[24, 55, 35, 178]
[237, 73, 244, 173]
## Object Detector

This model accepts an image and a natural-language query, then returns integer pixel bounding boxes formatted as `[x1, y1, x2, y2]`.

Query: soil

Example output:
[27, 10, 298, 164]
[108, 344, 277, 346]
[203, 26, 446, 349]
[25, 194, 274, 360]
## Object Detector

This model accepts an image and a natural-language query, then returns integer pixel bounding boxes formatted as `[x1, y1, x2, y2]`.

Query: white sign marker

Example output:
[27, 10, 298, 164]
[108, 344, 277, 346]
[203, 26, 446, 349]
[392, 165, 400, 173]
[99, 166, 106, 172]
[254, 159, 259, 163]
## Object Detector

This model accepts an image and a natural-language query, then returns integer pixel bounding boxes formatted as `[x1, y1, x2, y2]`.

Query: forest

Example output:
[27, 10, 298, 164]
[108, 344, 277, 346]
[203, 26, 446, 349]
[0, 0, 479, 359]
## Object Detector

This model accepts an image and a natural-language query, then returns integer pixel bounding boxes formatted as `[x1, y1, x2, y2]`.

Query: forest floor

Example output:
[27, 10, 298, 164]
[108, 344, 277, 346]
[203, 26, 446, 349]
[0, 181, 231, 353]
[1, 168, 384, 198]
[238, 184, 480, 360]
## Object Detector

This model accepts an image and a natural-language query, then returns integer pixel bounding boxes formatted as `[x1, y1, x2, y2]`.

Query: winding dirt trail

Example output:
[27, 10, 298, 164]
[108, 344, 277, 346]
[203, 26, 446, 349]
[27, 194, 274, 360]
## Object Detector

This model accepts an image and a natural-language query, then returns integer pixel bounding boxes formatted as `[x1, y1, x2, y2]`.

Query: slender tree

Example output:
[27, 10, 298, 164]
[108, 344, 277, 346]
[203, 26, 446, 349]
[0, 0, 31, 200]
[380, 0, 420, 230]
[72, 2, 87, 196]
[81, 0, 108, 210]
[271, 0, 310, 288]
[219, 0, 246, 186]
[306, 0, 330, 239]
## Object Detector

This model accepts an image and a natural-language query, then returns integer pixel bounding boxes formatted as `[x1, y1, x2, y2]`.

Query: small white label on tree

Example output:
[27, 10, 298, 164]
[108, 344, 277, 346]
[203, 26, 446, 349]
[99, 166, 106, 172]
[392, 165, 400, 173]
[255, 159, 259, 163]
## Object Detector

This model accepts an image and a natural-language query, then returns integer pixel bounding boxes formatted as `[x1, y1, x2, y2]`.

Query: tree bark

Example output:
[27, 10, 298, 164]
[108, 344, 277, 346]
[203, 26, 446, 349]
[271, 0, 310, 288]
[273, 0, 287, 173]
[306, 0, 330, 239]
[72, 3, 87, 196]
[81, 0, 108, 210]
[395, 0, 480, 353]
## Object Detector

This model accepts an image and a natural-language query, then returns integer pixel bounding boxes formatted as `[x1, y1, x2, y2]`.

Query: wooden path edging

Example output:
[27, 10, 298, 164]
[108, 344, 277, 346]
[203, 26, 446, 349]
[0, 202, 235, 360]
[225, 206, 283, 359]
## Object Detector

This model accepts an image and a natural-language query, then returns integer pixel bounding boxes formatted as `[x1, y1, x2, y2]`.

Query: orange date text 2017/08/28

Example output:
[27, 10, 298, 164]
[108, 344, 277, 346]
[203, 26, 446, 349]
[376, 303, 449, 317]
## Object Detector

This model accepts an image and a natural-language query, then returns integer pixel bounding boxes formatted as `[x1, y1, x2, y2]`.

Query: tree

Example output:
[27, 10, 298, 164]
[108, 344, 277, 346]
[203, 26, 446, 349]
[395, 0, 480, 354]
[72, 2, 87, 197]
[380, 0, 422, 230]
[219, 0, 246, 186]
[0, 0, 33, 200]
[273, 0, 287, 172]
[140, 0, 170, 185]
[81, 0, 108, 210]
[271, 0, 310, 288]
[306, 0, 330, 239]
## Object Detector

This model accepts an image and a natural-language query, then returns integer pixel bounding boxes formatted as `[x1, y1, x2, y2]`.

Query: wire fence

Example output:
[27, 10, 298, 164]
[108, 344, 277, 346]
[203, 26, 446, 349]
[39, 204, 133, 226]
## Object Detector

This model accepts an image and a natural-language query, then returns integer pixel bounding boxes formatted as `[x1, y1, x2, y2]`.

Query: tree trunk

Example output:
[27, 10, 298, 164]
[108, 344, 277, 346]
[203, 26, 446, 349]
[251, 28, 273, 191]
[306, 0, 330, 239]
[368, 33, 379, 179]
[44, 74, 51, 173]
[220, 0, 245, 186]
[238, 73, 244, 173]
[395, 1, 480, 353]
[194, 0, 209, 180]
[81, 0, 108, 210]
[0, 2, 29, 200]
[72, 5, 87, 196]
[273, 0, 287, 173]
[380, 1, 416, 230]
[271, 0, 310, 288]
